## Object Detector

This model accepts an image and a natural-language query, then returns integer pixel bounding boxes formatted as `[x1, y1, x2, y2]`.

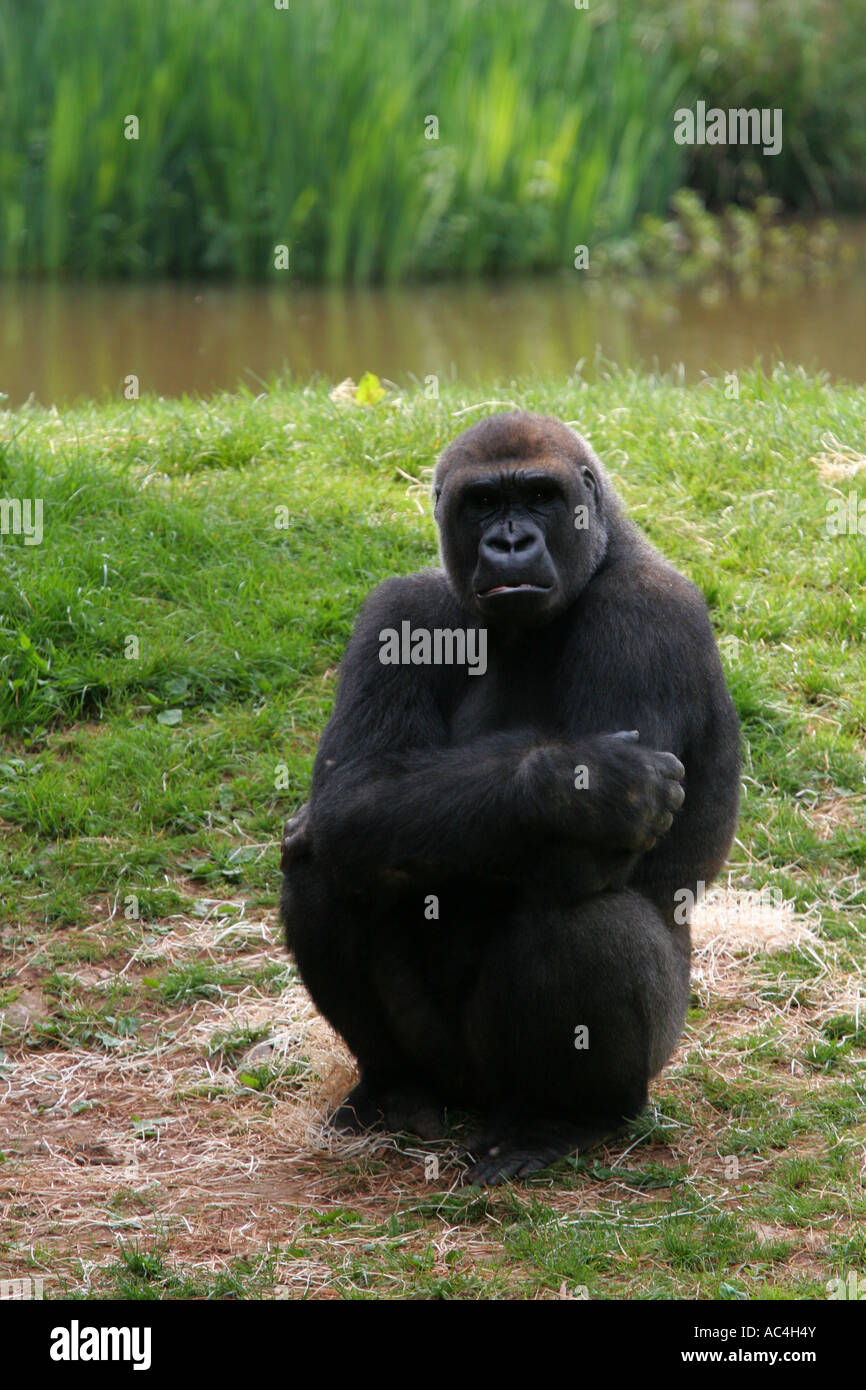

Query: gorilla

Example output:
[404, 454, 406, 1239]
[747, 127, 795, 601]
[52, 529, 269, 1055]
[280, 412, 740, 1184]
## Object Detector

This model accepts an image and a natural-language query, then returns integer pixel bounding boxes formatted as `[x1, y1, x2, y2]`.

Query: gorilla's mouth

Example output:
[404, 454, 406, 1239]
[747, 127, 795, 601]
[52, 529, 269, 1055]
[478, 583, 552, 597]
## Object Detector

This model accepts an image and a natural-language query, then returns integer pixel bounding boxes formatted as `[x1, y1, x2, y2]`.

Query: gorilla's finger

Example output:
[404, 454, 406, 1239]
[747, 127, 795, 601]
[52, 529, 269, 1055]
[655, 752, 685, 780]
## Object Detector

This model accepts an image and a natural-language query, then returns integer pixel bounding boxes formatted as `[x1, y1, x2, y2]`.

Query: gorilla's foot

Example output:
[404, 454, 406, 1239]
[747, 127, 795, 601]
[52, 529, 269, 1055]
[330, 1077, 382, 1133]
[331, 1074, 448, 1141]
[466, 1115, 617, 1185]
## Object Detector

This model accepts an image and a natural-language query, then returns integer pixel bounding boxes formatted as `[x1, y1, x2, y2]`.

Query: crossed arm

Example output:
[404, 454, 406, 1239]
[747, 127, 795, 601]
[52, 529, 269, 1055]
[283, 710, 684, 891]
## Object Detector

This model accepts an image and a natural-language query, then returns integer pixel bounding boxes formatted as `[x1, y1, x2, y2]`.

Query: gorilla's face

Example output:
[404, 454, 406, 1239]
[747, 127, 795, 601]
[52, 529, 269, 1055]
[433, 414, 609, 628]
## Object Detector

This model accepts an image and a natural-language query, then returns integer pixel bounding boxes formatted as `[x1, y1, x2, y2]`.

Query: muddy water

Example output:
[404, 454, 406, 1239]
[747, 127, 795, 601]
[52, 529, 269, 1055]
[2, 268, 865, 407]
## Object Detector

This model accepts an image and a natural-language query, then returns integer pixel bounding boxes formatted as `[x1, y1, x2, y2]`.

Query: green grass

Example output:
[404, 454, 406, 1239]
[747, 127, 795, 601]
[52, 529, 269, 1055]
[62, 1241, 281, 1301]
[1, 368, 864, 1299]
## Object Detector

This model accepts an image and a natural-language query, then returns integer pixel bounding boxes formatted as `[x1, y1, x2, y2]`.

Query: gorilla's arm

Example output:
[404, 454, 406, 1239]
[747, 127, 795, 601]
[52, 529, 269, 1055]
[303, 576, 684, 884]
[632, 672, 741, 923]
[310, 730, 682, 878]
[571, 558, 742, 922]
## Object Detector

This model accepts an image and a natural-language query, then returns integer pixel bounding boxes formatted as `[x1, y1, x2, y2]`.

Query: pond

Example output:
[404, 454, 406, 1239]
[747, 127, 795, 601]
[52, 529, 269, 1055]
[2, 265, 865, 407]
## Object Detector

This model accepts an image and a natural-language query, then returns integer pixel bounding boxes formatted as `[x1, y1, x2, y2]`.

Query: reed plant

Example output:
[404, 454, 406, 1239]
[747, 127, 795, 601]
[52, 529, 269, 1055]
[0, 0, 687, 280]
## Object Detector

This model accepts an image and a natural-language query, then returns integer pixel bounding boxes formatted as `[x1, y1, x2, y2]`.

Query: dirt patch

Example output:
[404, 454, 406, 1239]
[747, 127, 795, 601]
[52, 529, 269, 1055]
[0, 909, 474, 1292]
[0, 892, 859, 1294]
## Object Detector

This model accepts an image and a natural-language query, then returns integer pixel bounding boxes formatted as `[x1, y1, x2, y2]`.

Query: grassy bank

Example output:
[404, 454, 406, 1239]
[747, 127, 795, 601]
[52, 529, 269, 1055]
[0, 371, 864, 1298]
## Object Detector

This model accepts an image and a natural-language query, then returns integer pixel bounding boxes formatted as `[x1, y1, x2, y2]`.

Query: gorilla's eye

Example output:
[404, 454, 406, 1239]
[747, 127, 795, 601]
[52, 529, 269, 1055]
[465, 488, 498, 511]
[526, 482, 559, 505]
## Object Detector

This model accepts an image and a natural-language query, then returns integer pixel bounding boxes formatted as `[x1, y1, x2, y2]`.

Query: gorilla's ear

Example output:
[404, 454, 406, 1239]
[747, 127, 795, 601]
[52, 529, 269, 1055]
[432, 484, 442, 515]
[581, 465, 598, 497]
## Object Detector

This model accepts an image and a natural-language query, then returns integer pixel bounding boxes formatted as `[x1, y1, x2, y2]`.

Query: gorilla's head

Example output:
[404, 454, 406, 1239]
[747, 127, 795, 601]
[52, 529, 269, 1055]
[433, 413, 615, 627]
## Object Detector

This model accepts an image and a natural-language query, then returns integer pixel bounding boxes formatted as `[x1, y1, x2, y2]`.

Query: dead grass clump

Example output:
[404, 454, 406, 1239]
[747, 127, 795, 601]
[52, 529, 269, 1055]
[811, 434, 866, 481]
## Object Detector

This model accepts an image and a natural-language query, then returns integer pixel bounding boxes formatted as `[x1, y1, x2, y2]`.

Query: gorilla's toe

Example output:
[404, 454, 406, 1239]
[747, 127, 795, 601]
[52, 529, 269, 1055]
[467, 1145, 552, 1186]
[330, 1077, 447, 1139]
[466, 1117, 613, 1185]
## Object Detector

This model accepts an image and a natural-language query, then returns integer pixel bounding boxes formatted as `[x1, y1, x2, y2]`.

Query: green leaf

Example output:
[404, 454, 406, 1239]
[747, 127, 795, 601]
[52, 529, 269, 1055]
[355, 371, 386, 405]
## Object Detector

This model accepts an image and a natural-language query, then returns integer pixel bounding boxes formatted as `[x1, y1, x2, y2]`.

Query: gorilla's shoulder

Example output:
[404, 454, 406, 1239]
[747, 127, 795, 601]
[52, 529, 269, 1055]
[602, 526, 707, 606]
[638, 551, 708, 610]
[356, 569, 464, 629]
[592, 528, 717, 646]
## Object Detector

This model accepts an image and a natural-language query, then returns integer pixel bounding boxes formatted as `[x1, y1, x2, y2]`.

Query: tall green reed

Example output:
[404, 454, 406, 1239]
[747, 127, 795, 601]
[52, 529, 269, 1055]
[0, 0, 688, 280]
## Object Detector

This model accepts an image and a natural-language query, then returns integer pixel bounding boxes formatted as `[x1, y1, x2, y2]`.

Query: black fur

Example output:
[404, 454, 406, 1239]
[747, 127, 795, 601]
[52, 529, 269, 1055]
[280, 413, 740, 1184]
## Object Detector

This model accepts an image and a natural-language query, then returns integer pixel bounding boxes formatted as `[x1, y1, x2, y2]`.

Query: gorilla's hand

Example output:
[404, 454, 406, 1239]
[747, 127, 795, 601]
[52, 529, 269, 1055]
[280, 803, 311, 870]
[594, 731, 685, 851]
[565, 731, 685, 854]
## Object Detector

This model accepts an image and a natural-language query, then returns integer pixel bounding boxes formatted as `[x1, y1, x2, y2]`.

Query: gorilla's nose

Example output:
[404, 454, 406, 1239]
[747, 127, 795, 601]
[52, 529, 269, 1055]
[481, 527, 543, 564]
